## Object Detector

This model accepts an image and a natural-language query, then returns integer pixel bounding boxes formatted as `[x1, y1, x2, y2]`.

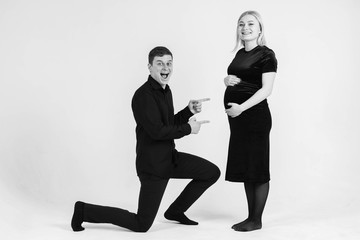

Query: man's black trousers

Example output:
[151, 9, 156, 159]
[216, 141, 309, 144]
[82, 152, 220, 232]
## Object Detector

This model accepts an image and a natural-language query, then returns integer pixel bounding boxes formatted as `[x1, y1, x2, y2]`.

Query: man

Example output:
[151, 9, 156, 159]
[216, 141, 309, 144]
[71, 46, 220, 232]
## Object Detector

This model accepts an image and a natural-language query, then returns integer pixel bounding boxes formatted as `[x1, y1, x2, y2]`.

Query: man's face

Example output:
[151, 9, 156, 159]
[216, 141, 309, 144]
[148, 55, 173, 88]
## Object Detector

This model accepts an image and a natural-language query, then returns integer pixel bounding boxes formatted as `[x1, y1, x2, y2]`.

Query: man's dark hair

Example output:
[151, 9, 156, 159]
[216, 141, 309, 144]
[148, 46, 173, 65]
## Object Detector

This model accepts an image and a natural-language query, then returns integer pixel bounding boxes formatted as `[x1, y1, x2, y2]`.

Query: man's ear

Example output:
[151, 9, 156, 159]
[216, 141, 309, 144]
[148, 63, 152, 71]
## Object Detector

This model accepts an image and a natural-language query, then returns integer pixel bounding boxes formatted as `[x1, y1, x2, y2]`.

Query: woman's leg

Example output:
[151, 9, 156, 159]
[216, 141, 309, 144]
[233, 181, 269, 231]
[231, 182, 255, 229]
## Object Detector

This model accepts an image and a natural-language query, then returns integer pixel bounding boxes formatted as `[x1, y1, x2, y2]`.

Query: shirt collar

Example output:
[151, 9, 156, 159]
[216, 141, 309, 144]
[148, 75, 170, 92]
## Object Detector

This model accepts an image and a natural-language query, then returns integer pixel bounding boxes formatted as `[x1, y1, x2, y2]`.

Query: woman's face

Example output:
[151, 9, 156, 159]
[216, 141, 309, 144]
[238, 14, 261, 43]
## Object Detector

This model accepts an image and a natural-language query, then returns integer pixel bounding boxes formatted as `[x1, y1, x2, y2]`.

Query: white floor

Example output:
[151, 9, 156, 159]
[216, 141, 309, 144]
[2, 198, 359, 240]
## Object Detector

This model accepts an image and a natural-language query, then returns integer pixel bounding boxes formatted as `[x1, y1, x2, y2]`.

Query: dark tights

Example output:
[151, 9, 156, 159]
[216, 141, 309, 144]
[232, 181, 269, 232]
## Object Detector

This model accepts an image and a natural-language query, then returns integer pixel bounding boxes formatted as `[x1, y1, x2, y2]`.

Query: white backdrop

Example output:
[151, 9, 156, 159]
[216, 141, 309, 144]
[1, 0, 360, 239]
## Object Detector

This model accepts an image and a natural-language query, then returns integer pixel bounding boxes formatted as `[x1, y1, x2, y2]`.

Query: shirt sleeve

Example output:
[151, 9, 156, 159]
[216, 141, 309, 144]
[132, 90, 191, 140]
[174, 106, 193, 125]
[261, 50, 277, 73]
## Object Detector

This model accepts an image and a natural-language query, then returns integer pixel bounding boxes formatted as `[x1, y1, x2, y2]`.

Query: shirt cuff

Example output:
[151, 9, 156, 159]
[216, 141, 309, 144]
[182, 106, 194, 119]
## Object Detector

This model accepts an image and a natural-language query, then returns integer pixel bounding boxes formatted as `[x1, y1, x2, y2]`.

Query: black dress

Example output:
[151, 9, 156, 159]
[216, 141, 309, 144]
[224, 45, 277, 183]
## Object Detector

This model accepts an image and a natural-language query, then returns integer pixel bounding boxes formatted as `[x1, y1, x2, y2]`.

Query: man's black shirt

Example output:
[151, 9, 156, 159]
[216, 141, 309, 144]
[132, 75, 193, 177]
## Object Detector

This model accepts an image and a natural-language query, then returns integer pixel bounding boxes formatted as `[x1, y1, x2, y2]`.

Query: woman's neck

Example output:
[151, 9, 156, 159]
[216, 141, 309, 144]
[244, 41, 258, 52]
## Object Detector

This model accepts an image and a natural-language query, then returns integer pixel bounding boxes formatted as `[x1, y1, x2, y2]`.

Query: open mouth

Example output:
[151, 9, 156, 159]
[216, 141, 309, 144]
[161, 73, 169, 79]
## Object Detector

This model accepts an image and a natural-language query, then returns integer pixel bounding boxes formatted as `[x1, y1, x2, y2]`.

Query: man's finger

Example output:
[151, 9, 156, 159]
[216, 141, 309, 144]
[198, 120, 210, 124]
[193, 98, 211, 103]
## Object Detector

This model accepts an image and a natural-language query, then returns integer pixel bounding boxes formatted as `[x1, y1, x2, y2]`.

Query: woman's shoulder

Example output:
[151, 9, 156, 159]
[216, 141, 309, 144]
[234, 47, 246, 55]
[234, 46, 276, 59]
[259, 45, 275, 55]
[258, 46, 277, 62]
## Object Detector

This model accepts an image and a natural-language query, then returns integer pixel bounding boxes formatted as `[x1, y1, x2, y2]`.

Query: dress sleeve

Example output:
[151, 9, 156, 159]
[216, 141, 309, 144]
[261, 49, 277, 73]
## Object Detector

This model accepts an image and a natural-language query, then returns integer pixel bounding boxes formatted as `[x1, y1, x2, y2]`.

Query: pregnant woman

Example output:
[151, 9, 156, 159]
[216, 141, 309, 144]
[223, 10, 278, 232]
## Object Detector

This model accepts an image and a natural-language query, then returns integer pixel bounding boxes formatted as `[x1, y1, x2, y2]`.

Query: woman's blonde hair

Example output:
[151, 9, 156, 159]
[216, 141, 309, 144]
[233, 10, 266, 52]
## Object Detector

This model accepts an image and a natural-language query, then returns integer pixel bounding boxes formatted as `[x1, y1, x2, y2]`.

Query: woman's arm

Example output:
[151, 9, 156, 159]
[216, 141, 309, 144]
[226, 72, 276, 118]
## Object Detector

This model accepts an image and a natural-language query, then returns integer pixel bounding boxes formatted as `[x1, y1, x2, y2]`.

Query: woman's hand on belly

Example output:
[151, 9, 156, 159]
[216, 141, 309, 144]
[225, 102, 244, 118]
[224, 75, 241, 87]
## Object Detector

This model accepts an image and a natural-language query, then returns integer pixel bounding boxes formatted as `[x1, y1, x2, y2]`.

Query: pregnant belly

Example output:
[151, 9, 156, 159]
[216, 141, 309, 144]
[224, 86, 268, 110]
[224, 87, 252, 109]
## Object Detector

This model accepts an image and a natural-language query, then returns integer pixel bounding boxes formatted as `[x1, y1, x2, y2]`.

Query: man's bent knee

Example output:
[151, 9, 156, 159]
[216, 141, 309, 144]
[135, 225, 151, 233]
[212, 166, 221, 182]
[134, 218, 154, 233]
